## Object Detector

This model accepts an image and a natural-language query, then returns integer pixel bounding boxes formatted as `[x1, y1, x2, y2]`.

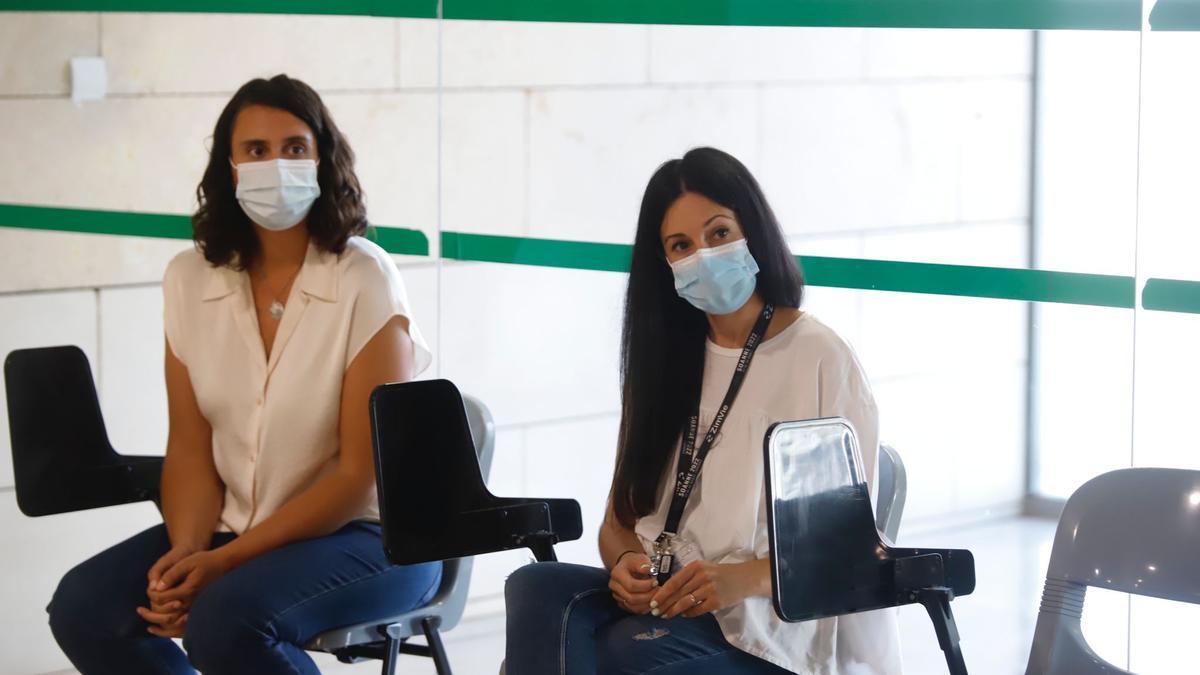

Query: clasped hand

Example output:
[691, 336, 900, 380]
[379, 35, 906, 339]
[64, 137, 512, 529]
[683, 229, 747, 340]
[136, 546, 231, 638]
[609, 555, 751, 619]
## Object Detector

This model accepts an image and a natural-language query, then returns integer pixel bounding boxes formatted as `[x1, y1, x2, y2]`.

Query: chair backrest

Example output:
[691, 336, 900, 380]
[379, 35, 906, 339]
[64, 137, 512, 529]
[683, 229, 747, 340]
[4, 345, 128, 516]
[764, 417, 895, 621]
[876, 443, 907, 543]
[1025, 467, 1200, 674]
[411, 390, 496, 635]
[371, 379, 497, 565]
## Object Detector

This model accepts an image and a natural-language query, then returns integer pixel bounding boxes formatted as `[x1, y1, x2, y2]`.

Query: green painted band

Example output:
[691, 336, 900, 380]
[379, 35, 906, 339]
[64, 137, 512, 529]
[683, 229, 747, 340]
[3, 204, 1199, 315]
[1142, 278, 1200, 314]
[440, 231, 632, 273]
[0, 0, 1144, 30]
[0, 203, 430, 256]
[440, 231, 1138, 309]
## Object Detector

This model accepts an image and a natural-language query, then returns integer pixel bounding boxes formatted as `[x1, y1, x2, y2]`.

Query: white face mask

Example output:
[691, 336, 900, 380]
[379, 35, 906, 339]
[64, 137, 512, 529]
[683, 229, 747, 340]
[232, 158, 320, 231]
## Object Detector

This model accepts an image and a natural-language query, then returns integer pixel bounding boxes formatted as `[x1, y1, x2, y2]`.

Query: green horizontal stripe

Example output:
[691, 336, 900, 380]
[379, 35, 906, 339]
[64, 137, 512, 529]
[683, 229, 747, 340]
[801, 255, 1133, 307]
[0, 0, 437, 17]
[0, 203, 194, 240]
[0, 203, 430, 256]
[441, 231, 632, 273]
[1142, 278, 1200, 313]
[441, 232, 1139, 309]
[0, 0, 1143, 30]
[5, 203, 1200, 315]
[1148, 0, 1200, 30]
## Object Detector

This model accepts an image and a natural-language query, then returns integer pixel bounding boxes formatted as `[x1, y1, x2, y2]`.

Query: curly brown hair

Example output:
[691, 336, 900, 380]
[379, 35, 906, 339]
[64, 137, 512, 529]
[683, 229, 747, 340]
[192, 74, 367, 269]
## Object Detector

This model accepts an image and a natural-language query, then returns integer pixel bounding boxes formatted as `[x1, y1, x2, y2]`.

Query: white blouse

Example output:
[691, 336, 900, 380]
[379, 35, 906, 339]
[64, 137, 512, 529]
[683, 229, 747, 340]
[162, 237, 432, 535]
[634, 313, 903, 674]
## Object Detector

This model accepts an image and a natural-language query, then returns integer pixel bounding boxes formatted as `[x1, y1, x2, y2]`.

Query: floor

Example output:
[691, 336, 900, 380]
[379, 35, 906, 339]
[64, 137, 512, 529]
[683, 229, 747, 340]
[55, 515, 1192, 674]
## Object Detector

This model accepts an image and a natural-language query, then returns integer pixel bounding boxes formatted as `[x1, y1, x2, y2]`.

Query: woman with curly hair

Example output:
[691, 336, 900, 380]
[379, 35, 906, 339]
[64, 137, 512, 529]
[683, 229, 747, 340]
[46, 74, 440, 675]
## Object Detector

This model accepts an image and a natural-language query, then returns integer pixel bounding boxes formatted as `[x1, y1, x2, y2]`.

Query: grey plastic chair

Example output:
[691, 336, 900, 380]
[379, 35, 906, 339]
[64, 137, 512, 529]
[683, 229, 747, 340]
[304, 392, 495, 670]
[764, 418, 975, 674]
[1024, 467, 1200, 674]
[876, 443, 907, 544]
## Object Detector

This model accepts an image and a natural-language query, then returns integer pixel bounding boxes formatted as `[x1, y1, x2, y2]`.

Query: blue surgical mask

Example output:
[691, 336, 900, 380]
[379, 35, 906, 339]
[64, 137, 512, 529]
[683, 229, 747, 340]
[669, 239, 760, 315]
[232, 158, 321, 231]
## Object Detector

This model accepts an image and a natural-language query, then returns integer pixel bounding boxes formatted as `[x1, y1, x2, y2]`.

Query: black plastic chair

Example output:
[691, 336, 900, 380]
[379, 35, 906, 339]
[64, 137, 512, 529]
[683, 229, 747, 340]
[5, 347, 584, 675]
[312, 379, 584, 674]
[6, 345, 163, 517]
[763, 417, 976, 675]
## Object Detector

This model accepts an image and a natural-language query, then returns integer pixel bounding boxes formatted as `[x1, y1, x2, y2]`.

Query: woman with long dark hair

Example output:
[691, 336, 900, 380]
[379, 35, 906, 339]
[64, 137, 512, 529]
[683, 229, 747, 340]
[46, 75, 440, 674]
[505, 147, 901, 673]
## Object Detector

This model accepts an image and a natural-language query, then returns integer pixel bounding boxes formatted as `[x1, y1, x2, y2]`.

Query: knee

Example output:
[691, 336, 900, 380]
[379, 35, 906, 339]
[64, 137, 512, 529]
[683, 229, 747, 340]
[183, 582, 271, 671]
[48, 562, 137, 642]
[47, 564, 90, 639]
[505, 561, 588, 609]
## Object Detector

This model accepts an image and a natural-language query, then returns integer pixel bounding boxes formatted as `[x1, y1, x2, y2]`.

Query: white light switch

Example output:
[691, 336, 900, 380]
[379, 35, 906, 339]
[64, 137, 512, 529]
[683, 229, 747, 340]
[70, 56, 107, 104]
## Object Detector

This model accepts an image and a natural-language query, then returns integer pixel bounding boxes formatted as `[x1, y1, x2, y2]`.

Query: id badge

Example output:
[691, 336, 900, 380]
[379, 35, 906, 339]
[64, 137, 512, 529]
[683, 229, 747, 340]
[672, 537, 704, 570]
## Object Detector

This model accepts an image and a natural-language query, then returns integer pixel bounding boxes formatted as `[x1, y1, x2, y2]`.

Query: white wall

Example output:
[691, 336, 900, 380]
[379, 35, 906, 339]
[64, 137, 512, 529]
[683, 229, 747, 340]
[0, 13, 1033, 673]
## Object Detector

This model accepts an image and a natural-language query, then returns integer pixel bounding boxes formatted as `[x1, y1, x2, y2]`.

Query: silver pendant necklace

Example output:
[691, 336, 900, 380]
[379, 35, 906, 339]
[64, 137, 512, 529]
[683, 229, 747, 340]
[257, 262, 303, 322]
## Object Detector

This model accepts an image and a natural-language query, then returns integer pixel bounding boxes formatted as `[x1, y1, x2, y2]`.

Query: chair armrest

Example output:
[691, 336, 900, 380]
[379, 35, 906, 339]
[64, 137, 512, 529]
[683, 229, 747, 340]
[17, 454, 163, 517]
[382, 498, 583, 565]
[889, 547, 976, 597]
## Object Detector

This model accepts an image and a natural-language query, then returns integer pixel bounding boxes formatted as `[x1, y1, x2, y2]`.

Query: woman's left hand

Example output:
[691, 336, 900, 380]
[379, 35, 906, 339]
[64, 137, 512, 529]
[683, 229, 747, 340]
[649, 560, 761, 619]
[148, 549, 233, 607]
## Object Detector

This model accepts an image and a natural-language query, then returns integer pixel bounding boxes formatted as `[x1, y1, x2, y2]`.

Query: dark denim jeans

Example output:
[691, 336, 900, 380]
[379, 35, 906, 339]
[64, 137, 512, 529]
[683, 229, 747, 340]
[504, 561, 792, 674]
[48, 522, 441, 675]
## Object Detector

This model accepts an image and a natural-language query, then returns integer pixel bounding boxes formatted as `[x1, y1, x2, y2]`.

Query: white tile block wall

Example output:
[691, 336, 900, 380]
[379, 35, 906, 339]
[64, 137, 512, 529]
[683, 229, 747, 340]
[98, 286, 167, 457]
[441, 91, 527, 235]
[0, 229, 190, 293]
[860, 221, 1027, 267]
[0, 97, 221, 215]
[400, 19, 648, 89]
[864, 29, 1033, 80]
[0, 12, 98, 96]
[101, 13, 396, 94]
[523, 415, 619, 567]
[0, 290, 98, 489]
[438, 263, 624, 426]
[527, 85, 760, 242]
[390, 261, 441, 379]
[649, 26, 865, 84]
[324, 92, 439, 239]
[762, 80, 1029, 235]
[0, 495, 162, 675]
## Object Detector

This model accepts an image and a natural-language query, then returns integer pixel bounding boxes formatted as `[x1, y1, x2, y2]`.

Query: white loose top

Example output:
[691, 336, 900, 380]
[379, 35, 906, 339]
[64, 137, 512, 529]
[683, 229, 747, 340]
[634, 313, 903, 674]
[162, 237, 432, 535]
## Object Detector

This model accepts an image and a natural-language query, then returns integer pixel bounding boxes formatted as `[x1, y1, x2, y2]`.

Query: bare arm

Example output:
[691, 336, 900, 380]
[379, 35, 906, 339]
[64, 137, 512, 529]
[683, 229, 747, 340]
[599, 501, 646, 570]
[213, 316, 414, 571]
[160, 340, 224, 553]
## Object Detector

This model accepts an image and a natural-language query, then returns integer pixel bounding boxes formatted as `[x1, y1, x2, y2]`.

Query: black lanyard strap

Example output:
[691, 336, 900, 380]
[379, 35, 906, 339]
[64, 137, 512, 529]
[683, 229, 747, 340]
[661, 303, 775, 541]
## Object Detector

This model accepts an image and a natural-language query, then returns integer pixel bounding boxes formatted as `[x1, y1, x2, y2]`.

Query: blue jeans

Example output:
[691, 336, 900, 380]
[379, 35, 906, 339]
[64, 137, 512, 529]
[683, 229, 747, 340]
[48, 522, 441, 675]
[504, 562, 792, 675]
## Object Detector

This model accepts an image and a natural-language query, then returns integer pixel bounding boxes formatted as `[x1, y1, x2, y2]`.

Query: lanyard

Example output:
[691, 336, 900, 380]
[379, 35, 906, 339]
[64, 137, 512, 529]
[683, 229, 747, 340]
[654, 303, 774, 581]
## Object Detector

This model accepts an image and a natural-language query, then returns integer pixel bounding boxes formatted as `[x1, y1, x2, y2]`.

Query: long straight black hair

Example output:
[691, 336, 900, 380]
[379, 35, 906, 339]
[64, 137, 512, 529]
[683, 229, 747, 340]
[610, 147, 806, 528]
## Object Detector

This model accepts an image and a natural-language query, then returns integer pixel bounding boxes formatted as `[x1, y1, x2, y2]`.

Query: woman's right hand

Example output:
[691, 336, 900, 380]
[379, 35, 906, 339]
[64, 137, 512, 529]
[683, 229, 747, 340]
[137, 544, 197, 634]
[148, 545, 197, 593]
[609, 551, 658, 614]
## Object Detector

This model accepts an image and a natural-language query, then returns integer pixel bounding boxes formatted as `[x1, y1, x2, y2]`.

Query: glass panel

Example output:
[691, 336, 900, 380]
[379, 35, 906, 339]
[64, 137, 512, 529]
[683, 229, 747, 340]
[1129, 5, 1200, 671]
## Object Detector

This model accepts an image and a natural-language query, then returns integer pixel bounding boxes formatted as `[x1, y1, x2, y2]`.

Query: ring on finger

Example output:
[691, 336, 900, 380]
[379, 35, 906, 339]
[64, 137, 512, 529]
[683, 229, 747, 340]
[688, 593, 703, 607]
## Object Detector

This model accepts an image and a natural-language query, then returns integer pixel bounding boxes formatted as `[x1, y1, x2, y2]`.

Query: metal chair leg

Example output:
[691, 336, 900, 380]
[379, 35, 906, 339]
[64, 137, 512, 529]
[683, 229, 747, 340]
[422, 616, 452, 675]
[917, 589, 968, 675]
[380, 634, 400, 675]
